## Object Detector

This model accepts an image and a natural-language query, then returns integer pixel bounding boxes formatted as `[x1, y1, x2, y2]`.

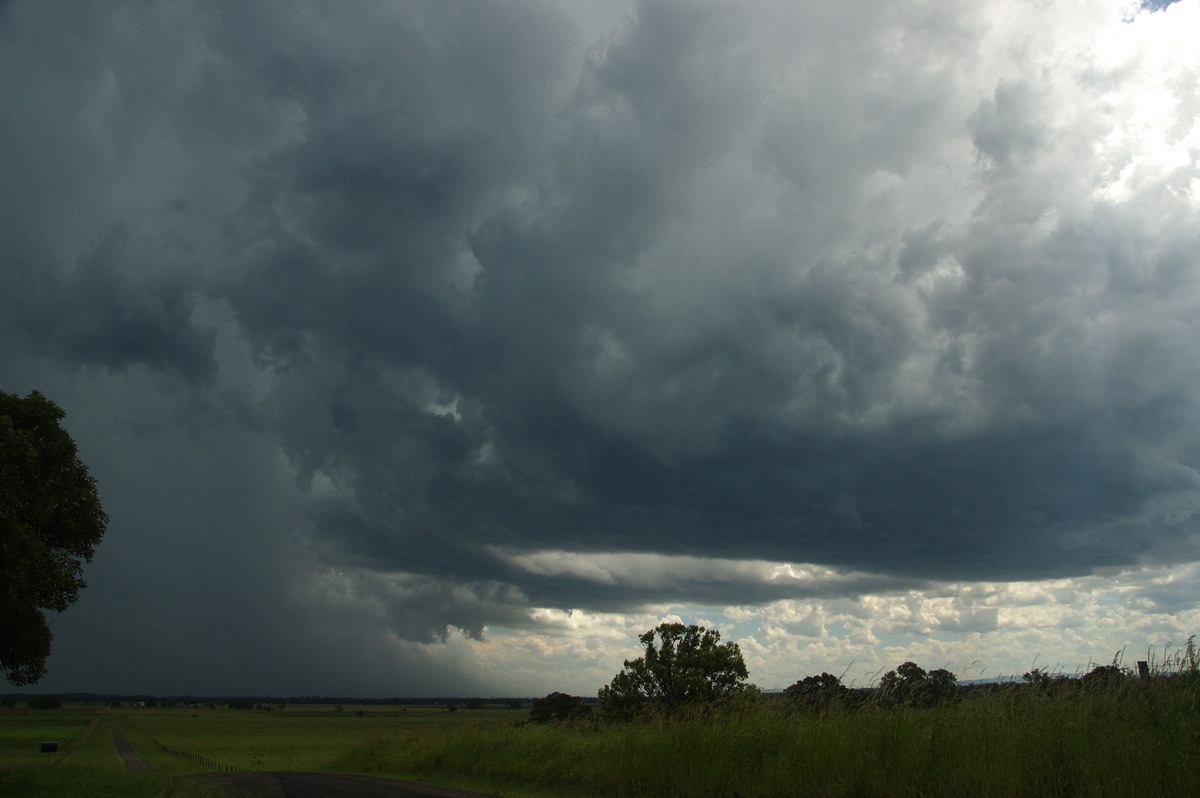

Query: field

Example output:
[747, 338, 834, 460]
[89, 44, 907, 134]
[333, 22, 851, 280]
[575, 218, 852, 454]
[0, 704, 217, 798]
[332, 680, 1200, 798]
[1, 680, 1198, 797]
[0, 702, 537, 797]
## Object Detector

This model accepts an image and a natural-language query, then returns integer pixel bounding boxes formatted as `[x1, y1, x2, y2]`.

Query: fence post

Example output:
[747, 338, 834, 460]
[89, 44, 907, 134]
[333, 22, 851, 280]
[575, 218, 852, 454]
[1137, 660, 1150, 692]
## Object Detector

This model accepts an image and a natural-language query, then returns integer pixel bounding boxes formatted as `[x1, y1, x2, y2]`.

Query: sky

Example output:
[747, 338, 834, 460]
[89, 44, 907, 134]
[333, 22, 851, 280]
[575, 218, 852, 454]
[3, 0, 1199, 698]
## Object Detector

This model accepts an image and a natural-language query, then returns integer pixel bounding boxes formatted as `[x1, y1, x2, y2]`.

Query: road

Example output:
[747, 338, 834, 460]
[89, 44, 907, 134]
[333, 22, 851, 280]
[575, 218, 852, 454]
[110, 717, 152, 771]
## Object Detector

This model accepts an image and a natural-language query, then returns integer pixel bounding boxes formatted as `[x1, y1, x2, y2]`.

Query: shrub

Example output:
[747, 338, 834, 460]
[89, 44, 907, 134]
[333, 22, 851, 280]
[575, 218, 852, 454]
[784, 672, 851, 713]
[878, 662, 960, 709]
[28, 694, 61, 709]
[1081, 664, 1127, 693]
[529, 692, 592, 723]
[598, 623, 749, 721]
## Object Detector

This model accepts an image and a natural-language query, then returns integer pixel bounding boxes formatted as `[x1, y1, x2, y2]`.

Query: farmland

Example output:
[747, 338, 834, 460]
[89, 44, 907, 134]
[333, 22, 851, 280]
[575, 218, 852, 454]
[0, 702, 537, 797]
[1, 678, 1198, 797]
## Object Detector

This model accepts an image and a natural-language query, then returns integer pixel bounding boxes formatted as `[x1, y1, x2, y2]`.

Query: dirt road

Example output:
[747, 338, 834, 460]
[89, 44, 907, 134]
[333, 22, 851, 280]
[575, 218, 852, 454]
[110, 717, 152, 771]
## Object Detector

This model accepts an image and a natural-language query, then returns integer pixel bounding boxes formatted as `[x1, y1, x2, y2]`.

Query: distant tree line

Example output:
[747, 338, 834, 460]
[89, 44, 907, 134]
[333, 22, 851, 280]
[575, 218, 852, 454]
[524, 623, 1192, 726]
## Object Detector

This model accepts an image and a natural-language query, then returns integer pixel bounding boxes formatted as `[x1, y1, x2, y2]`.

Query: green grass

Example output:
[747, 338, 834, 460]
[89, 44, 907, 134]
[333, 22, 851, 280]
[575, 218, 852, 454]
[0, 705, 95, 769]
[3, 677, 1196, 798]
[0, 706, 220, 798]
[122, 703, 528, 772]
[332, 678, 1200, 797]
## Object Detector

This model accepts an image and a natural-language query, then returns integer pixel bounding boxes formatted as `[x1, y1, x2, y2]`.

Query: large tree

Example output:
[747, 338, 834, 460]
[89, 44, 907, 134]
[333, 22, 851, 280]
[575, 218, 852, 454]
[878, 661, 960, 709]
[1, 390, 108, 685]
[598, 622, 749, 720]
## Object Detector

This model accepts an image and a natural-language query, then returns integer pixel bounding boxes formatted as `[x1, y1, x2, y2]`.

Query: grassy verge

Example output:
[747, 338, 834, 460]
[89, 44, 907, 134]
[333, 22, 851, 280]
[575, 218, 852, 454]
[116, 713, 211, 774]
[332, 678, 1200, 797]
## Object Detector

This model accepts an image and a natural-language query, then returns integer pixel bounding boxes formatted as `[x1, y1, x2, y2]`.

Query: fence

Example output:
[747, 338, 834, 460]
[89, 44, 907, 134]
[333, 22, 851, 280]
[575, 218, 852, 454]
[119, 717, 245, 773]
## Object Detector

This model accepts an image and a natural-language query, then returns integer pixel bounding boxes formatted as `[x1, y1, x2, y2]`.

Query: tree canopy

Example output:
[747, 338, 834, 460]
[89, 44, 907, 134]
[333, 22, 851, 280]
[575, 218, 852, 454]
[529, 691, 592, 723]
[1, 390, 108, 685]
[598, 622, 749, 720]
[878, 661, 960, 708]
[784, 671, 856, 712]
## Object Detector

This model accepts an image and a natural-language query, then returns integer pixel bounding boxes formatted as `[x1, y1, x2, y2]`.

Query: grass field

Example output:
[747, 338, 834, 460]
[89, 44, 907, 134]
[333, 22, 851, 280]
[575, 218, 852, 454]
[0, 702, 541, 797]
[0, 705, 220, 798]
[2, 678, 1198, 797]
[332, 678, 1200, 798]
[122, 703, 528, 772]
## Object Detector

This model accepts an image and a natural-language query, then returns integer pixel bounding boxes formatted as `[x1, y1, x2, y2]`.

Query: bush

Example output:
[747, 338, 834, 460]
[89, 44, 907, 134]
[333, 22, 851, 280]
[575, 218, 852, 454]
[598, 623, 749, 721]
[784, 672, 850, 713]
[28, 694, 61, 709]
[529, 692, 592, 723]
[878, 662, 960, 709]
[1081, 664, 1127, 693]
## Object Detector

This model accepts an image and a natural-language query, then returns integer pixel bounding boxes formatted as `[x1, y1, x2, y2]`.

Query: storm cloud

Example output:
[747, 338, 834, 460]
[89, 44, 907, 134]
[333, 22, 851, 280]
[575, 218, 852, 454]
[3, 0, 1199, 696]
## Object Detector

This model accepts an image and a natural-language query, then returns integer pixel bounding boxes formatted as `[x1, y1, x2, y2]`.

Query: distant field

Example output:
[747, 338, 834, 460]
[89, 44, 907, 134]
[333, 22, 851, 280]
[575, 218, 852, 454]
[0, 705, 219, 798]
[0, 702, 532, 797]
[0, 705, 95, 769]
[121, 703, 528, 772]
[8, 686, 1197, 797]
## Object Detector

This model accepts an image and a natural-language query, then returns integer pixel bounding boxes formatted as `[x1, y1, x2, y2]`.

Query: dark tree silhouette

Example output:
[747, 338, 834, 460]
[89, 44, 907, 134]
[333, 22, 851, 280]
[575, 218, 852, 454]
[598, 623, 748, 720]
[785, 672, 852, 712]
[1, 391, 108, 685]
[529, 692, 592, 723]
[878, 661, 960, 708]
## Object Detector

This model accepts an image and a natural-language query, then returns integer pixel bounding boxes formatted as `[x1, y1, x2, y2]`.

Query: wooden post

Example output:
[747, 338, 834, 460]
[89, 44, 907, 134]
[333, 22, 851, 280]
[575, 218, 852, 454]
[1137, 660, 1150, 691]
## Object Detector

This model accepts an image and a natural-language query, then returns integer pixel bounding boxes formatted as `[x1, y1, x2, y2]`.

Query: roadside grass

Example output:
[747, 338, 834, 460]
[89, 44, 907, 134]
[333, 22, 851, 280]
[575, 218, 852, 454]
[0, 768, 223, 798]
[332, 676, 1200, 798]
[115, 713, 210, 774]
[3, 666, 1196, 798]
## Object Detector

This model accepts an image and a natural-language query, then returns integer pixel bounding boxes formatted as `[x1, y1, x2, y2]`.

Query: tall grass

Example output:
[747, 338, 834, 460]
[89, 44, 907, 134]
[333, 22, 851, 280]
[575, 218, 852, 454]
[332, 674, 1200, 797]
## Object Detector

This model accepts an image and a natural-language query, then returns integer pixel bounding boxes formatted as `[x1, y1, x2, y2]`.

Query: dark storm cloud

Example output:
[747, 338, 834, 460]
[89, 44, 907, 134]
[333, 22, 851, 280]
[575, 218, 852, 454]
[2, 223, 215, 380]
[3, 0, 1199, 666]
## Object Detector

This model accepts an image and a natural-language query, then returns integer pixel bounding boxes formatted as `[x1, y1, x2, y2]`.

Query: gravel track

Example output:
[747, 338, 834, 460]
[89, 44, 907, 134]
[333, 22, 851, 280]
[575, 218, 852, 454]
[110, 717, 152, 771]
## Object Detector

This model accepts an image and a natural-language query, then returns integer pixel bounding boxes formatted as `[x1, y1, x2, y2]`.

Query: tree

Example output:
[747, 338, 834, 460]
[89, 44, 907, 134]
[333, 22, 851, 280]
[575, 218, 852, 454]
[1081, 664, 1127, 694]
[597, 622, 749, 720]
[1, 390, 108, 685]
[878, 662, 960, 709]
[28, 694, 62, 709]
[529, 692, 592, 723]
[784, 672, 851, 713]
